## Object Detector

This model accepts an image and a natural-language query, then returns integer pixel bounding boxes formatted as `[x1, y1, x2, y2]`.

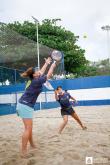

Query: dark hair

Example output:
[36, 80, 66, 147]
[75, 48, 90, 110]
[56, 86, 62, 90]
[20, 67, 35, 79]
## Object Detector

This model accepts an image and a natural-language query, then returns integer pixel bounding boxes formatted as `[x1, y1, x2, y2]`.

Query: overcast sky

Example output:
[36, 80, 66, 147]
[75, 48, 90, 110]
[0, 0, 110, 61]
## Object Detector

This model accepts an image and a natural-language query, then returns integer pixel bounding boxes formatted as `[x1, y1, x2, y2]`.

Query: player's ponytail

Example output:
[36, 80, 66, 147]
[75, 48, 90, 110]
[20, 67, 34, 79]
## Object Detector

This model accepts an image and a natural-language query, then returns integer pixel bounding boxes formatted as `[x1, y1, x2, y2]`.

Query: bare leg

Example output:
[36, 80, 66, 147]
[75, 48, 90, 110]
[22, 119, 33, 157]
[29, 132, 36, 148]
[28, 121, 36, 148]
[71, 112, 87, 130]
[58, 115, 68, 134]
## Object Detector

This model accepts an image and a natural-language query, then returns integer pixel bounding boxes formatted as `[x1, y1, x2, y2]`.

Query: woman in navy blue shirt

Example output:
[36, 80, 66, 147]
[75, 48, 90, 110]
[17, 57, 57, 157]
[55, 86, 87, 134]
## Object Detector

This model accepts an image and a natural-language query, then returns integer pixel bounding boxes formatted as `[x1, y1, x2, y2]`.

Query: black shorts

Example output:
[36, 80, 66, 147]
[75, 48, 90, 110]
[61, 107, 75, 116]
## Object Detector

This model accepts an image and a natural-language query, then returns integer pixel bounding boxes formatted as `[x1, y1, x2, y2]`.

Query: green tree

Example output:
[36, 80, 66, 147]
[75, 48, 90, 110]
[80, 59, 110, 77]
[7, 19, 87, 76]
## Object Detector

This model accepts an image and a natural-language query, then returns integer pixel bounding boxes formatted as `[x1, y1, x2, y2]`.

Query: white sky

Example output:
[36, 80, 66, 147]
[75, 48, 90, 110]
[0, 0, 110, 61]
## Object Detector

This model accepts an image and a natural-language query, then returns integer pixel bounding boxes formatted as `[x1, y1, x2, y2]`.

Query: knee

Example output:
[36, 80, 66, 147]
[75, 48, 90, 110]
[25, 126, 32, 133]
[63, 118, 68, 125]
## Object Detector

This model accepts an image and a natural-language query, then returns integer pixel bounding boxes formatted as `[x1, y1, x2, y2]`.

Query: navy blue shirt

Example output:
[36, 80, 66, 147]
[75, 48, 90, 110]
[19, 75, 47, 107]
[57, 92, 72, 109]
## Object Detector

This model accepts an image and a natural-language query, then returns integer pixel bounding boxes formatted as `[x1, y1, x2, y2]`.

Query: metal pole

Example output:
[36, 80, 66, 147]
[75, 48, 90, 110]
[101, 25, 110, 63]
[106, 30, 110, 63]
[32, 16, 41, 110]
[36, 22, 40, 69]
[14, 69, 17, 110]
[14, 69, 16, 84]
[32, 16, 40, 69]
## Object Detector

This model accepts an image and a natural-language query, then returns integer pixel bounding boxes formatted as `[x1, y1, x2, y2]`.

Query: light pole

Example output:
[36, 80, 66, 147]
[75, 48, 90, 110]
[32, 16, 40, 69]
[32, 16, 42, 110]
[101, 25, 110, 63]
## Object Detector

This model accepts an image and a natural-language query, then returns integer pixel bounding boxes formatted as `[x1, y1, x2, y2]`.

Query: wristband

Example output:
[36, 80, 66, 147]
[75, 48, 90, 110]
[53, 60, 57, 64]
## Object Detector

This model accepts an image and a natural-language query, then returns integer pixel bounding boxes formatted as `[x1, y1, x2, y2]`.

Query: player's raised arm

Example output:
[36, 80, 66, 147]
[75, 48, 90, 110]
[46, 61, 56, 79]
[39, 57, 52, 75]
[54, 90, 59, 101]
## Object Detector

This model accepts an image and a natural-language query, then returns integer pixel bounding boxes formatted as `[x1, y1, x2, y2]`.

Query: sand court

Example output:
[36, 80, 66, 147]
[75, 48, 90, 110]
[0, 106, 110, 165]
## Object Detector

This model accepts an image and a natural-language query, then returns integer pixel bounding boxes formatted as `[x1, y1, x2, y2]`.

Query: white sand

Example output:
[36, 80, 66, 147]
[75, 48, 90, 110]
[0, 106, 110, 165]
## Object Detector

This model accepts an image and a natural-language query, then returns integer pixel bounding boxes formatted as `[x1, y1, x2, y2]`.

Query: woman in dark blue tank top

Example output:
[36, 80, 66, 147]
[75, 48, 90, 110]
[55, 86, 87, 134]
[17, 57, 57, 158]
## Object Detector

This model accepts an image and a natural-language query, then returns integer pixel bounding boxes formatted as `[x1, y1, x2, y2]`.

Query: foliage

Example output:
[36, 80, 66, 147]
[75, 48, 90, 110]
[0, 19, 109, 84]
[7, 19, 87, 75]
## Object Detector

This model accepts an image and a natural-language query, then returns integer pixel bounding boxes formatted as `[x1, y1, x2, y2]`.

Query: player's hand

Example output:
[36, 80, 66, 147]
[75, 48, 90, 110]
[44, 57, 52, 65]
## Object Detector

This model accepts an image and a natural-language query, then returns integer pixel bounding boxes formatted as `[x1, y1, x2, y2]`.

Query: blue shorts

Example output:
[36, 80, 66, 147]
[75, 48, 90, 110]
[16, 103, 34, 119]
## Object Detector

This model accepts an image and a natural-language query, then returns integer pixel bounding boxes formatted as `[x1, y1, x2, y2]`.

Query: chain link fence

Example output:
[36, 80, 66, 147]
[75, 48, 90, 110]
[0, 22, 64, 85]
